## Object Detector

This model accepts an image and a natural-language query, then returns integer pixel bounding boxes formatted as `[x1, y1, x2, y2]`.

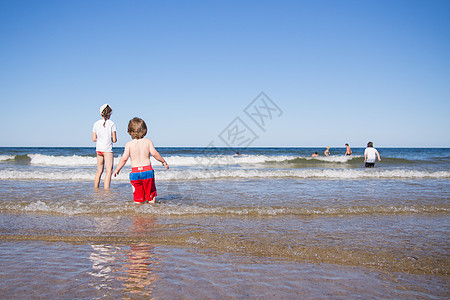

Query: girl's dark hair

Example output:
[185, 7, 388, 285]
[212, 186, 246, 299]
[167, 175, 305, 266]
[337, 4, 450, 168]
[128, 117, 147, 139]
[367, 141, 373, 147]
[101, 105, 112, 127]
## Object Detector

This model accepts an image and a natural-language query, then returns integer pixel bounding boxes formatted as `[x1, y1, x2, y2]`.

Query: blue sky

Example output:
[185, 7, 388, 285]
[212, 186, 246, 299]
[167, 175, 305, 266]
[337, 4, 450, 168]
[0, 0, 449, 147]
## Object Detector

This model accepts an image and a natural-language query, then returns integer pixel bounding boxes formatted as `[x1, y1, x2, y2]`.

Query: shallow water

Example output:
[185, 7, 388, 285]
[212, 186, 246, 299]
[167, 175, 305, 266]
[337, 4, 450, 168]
[0, 147, 449, 298]
[0, 241, 448, 299]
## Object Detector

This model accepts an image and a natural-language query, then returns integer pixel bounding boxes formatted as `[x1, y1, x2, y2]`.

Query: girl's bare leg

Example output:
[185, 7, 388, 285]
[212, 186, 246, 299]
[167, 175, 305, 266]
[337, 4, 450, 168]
[103, 152, 114, 189]
[94, 154, 105, 188]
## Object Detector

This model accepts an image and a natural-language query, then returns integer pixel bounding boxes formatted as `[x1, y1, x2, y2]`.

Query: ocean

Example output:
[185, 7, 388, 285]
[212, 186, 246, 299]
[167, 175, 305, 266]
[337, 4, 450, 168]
[0, 147, 448, 299]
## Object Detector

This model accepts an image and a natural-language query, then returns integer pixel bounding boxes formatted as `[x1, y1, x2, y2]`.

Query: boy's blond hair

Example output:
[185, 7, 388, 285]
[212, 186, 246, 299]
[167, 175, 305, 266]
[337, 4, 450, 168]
[128, 117, 147, 139]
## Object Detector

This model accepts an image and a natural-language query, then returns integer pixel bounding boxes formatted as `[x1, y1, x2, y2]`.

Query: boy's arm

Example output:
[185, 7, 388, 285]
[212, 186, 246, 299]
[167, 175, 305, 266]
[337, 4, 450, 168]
[149, 140, 169, 169]
[376, 150, 381, 161]
[114, 143, 130, 176]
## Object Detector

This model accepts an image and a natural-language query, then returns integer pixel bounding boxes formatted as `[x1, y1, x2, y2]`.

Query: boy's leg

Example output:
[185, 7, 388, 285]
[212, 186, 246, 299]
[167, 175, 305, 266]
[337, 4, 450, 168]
[103, 152, 114, 189]
[94, 154, 105, 188]
[144, 176, 157, 204]
[131, 180, 146, 203]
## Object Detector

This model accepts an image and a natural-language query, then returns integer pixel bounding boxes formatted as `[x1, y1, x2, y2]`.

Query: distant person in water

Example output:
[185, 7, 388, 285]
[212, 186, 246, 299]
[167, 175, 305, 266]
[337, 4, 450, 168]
[324, 146, 330, 156]
[364, 141, 381, 168]
[345, 143, 352, 156]
[234, 151, 240, 156]
[92, 104, 117, 189]
[114, 117, 169, 204]
[311, 152, 319, 157]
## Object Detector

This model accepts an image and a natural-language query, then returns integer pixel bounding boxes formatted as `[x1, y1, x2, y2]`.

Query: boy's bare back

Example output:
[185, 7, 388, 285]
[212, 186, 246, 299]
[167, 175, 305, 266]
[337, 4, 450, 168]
[114, 118, 168, 178]
[117, 138, 168, 172]
[125, 138, 154, 167]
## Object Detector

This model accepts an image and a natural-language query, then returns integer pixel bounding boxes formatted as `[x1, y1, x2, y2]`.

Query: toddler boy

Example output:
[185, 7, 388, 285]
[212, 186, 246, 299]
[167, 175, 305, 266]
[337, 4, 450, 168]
[114, 117, 169, 203]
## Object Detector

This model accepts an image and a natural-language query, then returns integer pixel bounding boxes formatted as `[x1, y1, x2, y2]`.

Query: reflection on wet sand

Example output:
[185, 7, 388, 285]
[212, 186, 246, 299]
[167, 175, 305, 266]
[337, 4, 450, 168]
[88, 215, 160, 298]
[116, 243, 157, 297]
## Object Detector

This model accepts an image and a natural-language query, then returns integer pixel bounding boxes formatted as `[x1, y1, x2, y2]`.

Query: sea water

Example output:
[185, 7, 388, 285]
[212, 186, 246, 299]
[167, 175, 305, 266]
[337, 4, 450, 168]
[0, 147, 448, 299]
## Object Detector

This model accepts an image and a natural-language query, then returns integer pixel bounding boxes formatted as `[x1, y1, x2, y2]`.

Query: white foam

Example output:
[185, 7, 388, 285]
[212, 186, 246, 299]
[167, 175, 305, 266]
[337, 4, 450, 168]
[24, 154, 298, 167]
[161, 154, 361, 166]
[28, 154, 133, 167]
[0, 155, 15, 161]
[20, 153, 364, 167]
[309, 155, 362, 163]
[2, 201, 448, 216]
[0, 170, 95, 180]
[20, 200, 87, 215]
[0, 168, 449, 181]
[143, 155, 295, 166]
[29, 154, 97, 166]
[156, 169, 450, 180]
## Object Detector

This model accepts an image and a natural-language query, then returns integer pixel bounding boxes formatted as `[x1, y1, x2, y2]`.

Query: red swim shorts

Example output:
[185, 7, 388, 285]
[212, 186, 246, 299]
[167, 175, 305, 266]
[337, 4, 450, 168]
[129, 165, 157, 203]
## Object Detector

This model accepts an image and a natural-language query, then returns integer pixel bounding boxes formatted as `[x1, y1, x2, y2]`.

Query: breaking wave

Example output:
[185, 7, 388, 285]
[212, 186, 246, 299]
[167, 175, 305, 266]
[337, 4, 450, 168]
[2, 153, 370, 167]
[1, 200, 447, 216]
[0, 168, 448, 181]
